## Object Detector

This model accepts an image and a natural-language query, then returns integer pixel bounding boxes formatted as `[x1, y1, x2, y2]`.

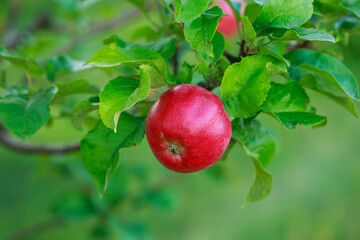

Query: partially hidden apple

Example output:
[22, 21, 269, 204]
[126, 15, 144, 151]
[146, 84, 232, 173]
[217, 0, 245, 38]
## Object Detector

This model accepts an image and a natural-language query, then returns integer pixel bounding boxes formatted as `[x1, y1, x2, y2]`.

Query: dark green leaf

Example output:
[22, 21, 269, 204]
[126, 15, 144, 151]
[175, 0, 211, 23]
[232, 119, 274, 206]
[81, 114, 146, 195]
[99, 75, 149, 130]
[232, 119, 276, 167]
[285, 49, 360, 101]
[262, 80, 309, 112]
[198, 31, 225, 65]
[86, 43, 167, 77]
[54, 79, 99, 102]
[0, 85, 57, 140]
[0, 45, 44, 77]
[45, 55, 90, 82]
[254, 0, 313, 33]
[299, 74, 358, 118]
[270, 27, 335, 42]
[197, 57, 229, 83]
[184, 6, 223, 57]
[142, 36, 176, 60]
[72, 98, 99, 130]
[176, 62, 193, 84]
[272, 112, 327, 129]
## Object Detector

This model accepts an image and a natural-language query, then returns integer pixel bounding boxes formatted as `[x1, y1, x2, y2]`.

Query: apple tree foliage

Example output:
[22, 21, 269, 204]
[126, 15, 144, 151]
[0, 0, 360, 207]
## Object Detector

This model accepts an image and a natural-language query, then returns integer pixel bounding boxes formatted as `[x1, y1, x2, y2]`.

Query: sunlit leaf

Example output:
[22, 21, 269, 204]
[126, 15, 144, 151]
[254, 0, 313, 33]
[175, 0, 211, 23]
[99, 75, 149, 130]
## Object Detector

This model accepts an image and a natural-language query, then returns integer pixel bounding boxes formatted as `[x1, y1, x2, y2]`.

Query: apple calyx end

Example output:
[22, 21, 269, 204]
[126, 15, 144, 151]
[168, 143, 181, 155]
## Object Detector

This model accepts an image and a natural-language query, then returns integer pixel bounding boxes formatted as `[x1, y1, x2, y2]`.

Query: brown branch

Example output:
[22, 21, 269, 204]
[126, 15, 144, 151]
[0, 125, 80, 154]
[1, 216, 65, 240]
[223, 50, 239, 63]
[172, 40, 179, 75]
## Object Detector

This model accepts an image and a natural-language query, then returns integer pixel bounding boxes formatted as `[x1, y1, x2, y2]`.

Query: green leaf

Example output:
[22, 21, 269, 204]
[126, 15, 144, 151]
[0, 85, 57, 140]
[221, 55, 285, 118]
[262, 80, 309, 112]
[175, 0, 211, 23]
[86, 43, 167, 77]
[142, 36, 176, 60]
[139, 64, 166, 88]
[0, 45, 44, 77]
[198, 31, 225, 65]
[272, 112, 327, 129]
[232, 119, 274, 206]
[53, 79, 99, 102]
[285, 49, 360, 101]
[72, 97, 99, 130]
[241, 15, 257, 43]
[299, 74, 358, 118]
[245, 3, 263, 22]
[104, 35, 175, 60]
[232, 119, 276, 167]
[197, 58, 229, 84]
[81, 113, 146, 195]
[174, 62, 193, 85]
[270, 27, 335, 42]
[184, 6, 223, 57]
[254, 0, 313, 33]
[219, 139, 236, 161]
[243, 158, 273, 207]
[45, 55, 90, 82]
[99, 75, 149, 130]
[259, 46, 290, 66]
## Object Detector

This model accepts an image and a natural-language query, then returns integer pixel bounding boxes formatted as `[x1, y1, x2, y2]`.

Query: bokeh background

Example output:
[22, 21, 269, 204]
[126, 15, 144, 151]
[1, 0, 360, 239]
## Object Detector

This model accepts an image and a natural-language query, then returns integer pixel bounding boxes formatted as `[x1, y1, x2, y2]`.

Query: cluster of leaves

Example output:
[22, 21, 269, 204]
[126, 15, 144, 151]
[0, 0, 359, 206]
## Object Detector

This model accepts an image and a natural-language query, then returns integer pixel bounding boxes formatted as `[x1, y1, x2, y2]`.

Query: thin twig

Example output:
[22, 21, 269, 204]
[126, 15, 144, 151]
[172, 40, 179, 75]
[223, 50, 240, 63]
[160, 0, 175, 19]
[0, 125, 80, 154]
[1, 216, 65, 240]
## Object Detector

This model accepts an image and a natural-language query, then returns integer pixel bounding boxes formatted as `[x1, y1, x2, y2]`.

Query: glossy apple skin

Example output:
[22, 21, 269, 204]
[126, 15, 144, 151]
[146, 84, 232, 173]
[217, 0, 239, 38]
[217, 0, 245, 38]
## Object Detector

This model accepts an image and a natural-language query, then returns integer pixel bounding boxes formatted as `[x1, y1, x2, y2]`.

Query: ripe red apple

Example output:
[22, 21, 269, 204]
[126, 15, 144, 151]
[146, 84, 232, 173]
[217, 0, 245, 38]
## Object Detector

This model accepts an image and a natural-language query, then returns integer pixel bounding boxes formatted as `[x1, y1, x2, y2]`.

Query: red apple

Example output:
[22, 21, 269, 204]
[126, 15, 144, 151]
[146, 84, 232, 173]
[217, 0, 245, 38]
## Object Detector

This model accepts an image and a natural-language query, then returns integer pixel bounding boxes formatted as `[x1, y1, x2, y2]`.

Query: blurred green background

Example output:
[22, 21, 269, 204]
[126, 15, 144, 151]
[1, 0, 360, 239]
